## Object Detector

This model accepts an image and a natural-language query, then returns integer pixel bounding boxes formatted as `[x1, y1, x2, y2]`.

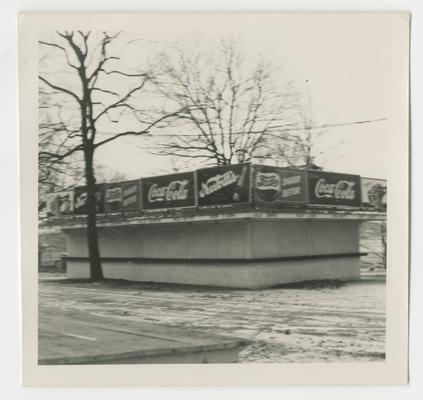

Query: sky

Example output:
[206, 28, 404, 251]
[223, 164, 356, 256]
[40, 14, 408, 180]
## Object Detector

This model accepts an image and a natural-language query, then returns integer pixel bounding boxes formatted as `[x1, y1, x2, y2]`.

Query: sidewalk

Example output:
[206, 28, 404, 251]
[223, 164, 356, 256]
[39, 305, 247, 364]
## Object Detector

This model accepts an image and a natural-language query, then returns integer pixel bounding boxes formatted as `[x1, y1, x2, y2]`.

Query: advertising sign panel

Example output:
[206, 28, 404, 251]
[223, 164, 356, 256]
[73, 184, 104, 214]
[142, 172, 195, 210]
[45, 190, 74, 216]
[253, 165, 306, 204]
[104, 180, 140, 212]
[307, 171, 361, 207]
[361, 178, 387, 209]
[197, 164, 250, 207]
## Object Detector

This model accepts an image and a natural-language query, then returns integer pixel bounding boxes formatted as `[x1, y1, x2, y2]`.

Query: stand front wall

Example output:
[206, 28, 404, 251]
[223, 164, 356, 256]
[65, 219, 361, 288]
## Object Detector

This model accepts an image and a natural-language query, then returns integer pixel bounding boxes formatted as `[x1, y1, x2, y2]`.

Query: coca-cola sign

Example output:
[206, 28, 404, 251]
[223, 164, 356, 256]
[105, 180, 140, 212]
[253, 166, 306, 204]
[73, 184, 104, 214]
[142, 172, 195, 210]
[307, 171, 361, 207]
[197, 164, 250, 206]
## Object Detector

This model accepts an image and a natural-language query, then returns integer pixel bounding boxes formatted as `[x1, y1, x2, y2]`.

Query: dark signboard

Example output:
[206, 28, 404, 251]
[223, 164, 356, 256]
[104, 180, 140, 212]
[45, 190, 74, 216]
[307, 171, 361, 207]
[142, 172, 195, 210]
[361, 178, 387, 209]
[73, 184, 104, 214]
[197, 164, 250, 207]
[253, 165, 306, 204]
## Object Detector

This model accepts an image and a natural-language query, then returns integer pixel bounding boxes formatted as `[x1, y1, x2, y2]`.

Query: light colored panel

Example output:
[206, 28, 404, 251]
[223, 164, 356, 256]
[308, 221, 360, 255]
[188, 220, 249, 259]
[97, 226, 141, 258]
[67, 257, 361, 288]
[251, 220, 309, 258]
[64, 229, 88, 257]
[66, 261, 91, 279]
[136, 224, 189, 258]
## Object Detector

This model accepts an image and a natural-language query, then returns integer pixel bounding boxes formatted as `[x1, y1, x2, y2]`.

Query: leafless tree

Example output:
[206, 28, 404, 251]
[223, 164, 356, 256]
[149, 37, 297, 166]
[39, 31, 181, 281]
[259, 94, 326, 169]
[94, 164, 127, 183]
[263, 91, 389, 170]
[39, 92, 85, 194]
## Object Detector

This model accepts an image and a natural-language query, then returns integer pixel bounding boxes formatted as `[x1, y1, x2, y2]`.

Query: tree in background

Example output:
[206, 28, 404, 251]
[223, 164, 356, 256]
[258, 93, 326, 169]
[39, 31, 181, 281]
[94, 164, 127, 184]
[149, 37, 297, 166]
[39, 91, 85, 194]
[39, 91, 126, 192]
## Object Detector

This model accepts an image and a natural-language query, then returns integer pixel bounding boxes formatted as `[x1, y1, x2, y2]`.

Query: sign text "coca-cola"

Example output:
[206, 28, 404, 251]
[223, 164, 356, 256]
[315, 179, 356, 200]
[148, 180, 189, 203]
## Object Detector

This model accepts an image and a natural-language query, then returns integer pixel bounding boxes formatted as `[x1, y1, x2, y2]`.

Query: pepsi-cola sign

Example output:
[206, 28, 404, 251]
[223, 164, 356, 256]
[253, 166, 306, 204]
[142, 172, 195, 210]
[197, 164, 250, 206]
[104, 180, 140, 212]
[307, 171, 361, 207]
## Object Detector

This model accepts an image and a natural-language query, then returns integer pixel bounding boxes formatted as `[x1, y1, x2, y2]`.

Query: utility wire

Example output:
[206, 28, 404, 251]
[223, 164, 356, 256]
[96, 117, 387, 138]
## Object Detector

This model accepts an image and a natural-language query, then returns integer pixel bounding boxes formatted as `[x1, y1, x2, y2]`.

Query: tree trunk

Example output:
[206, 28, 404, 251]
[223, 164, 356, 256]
[84, 146, 103, 281]
[381, 221, 387, 270]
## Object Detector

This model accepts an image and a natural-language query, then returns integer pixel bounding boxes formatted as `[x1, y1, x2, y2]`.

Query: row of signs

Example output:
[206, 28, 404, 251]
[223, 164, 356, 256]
[42, 164, 387, 217]
[253, 167, 386, 209]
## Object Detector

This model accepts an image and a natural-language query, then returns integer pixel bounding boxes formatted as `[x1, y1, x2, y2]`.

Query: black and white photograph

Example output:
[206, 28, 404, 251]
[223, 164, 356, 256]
[18, 12, 409, 386]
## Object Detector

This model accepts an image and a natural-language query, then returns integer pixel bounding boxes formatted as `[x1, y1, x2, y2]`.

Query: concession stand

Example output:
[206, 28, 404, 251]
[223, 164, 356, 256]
[46, 164, 386, 288]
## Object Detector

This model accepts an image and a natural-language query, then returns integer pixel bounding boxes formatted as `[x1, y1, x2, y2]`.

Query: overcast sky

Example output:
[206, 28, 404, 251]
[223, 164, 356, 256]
[41, 14, 408, 180]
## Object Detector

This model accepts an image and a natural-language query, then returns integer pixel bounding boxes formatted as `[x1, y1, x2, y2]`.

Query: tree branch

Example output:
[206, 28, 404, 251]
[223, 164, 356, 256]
[39, 75, 81, 103]
[93, 78, 149, 123]
[39, 144, 84, 165]
[39, 40, 79, 69]
[102, 70, 149, 78]
[91, 87, 119, 96]
[94, 110, 181, 148]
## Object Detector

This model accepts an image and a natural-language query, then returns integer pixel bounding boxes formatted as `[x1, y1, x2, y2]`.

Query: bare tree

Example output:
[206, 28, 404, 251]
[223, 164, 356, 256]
[39, 31, 181, 281]
[149, 37, 296, 166]
[39, 92, 85, 194]
[264, 90, 390, 170]
[94, 164, 127, 183]
[259, 93, 326, 169]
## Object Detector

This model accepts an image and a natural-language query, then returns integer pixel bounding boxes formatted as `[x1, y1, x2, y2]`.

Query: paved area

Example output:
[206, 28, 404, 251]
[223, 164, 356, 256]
[39, 272, 386, 363]
[39, 305, 246, 364]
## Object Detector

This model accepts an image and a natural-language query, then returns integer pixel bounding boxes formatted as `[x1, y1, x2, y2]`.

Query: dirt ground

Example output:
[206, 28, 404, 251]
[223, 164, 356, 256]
[39, 271, 385, 363]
